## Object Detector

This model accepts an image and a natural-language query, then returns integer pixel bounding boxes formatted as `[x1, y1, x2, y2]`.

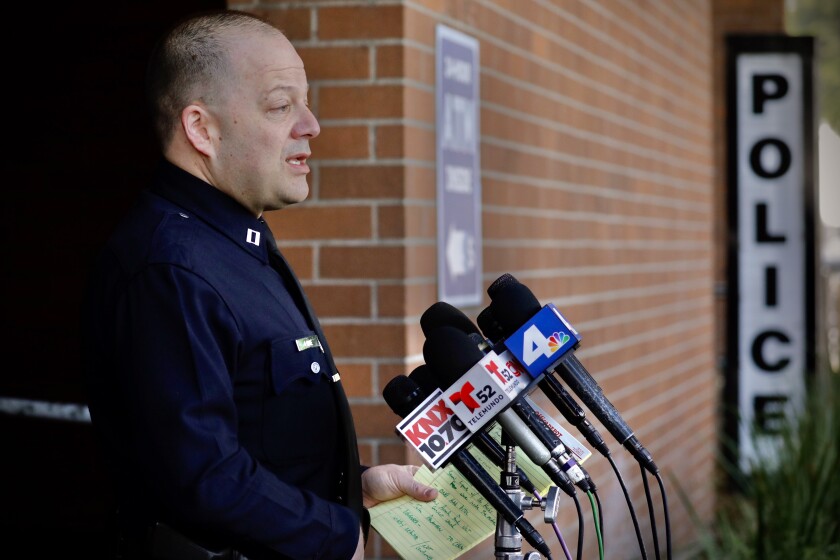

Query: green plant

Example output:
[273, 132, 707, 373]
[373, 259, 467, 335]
[786, 0, 840, 135]
[677, 372, 840, 559]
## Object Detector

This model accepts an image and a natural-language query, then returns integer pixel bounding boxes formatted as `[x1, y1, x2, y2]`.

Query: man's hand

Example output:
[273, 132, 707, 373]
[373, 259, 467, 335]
[361, 464, 438, 509]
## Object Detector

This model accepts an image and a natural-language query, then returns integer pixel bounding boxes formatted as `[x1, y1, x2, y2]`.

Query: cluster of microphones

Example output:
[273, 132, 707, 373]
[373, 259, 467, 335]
[383, 273, 670, 560]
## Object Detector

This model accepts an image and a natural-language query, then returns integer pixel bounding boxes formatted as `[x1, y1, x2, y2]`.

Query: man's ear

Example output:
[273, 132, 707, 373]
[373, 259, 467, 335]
[180, 104, 216, 158]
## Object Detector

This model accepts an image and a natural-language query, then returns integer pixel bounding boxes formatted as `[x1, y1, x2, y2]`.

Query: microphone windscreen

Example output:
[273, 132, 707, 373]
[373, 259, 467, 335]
[476, 306, 504, 342]
[423, 326, 485, 386]
[382, 374, 425, 418]
[408, 364, 440, 393]
[486, 272, 520, 299]
[467, 332, 486, 347]
[488, 280, 542, 336]
[420, 301, 480, 337]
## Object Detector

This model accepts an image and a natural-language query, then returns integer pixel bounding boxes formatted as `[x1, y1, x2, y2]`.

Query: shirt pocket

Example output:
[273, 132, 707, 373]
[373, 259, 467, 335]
[262, 332, 337, 466]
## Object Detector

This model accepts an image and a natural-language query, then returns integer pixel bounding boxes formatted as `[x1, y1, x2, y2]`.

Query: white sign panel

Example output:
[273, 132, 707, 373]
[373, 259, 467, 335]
[730, 38, 815, 472]
[436, 25, 482, 306]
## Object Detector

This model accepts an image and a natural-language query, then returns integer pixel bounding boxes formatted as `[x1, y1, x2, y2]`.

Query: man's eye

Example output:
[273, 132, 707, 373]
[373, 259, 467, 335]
[271, 104, 290, 113]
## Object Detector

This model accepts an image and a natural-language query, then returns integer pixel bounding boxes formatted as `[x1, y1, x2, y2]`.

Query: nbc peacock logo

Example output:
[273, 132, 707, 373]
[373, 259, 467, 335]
[547, 332, 571, 354]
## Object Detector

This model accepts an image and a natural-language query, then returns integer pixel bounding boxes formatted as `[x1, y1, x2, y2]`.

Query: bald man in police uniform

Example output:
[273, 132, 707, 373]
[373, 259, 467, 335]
[82, 10, 436, 559]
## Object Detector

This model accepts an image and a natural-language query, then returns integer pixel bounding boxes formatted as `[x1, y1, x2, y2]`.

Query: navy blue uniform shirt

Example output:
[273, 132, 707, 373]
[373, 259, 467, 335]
[83, 160, 364, 559]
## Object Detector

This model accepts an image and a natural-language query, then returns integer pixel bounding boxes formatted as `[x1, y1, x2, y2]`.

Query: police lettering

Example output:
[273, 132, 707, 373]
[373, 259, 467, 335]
[747, 72, 793, 378]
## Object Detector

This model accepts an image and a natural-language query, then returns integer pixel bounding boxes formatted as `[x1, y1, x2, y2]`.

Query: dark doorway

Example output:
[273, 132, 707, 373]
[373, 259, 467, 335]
[1, 2, 222, 556]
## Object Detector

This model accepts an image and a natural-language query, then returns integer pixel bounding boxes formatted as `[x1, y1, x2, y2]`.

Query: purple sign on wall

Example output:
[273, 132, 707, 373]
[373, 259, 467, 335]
[436, 24, 482, 306]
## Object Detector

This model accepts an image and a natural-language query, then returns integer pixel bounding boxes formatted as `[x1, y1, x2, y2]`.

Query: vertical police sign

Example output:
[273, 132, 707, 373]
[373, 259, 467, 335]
[725, 35, 816, 473]
[436, 25, 482, 306]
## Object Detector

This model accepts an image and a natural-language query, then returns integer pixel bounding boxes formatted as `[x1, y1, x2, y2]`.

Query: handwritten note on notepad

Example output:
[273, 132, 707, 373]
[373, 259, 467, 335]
[369, 425, 555, 560]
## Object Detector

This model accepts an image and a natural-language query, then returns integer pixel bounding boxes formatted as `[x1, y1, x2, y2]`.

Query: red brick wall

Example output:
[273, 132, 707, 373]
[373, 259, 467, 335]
[226, 1, 782, 558]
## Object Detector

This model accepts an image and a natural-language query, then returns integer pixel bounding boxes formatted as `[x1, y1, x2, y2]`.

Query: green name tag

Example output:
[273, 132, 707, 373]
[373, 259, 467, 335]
[295, 335, 321, 352]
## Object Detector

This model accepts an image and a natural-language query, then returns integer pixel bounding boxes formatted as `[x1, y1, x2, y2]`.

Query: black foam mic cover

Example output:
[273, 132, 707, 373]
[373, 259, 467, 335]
[420, 301, 481, 337]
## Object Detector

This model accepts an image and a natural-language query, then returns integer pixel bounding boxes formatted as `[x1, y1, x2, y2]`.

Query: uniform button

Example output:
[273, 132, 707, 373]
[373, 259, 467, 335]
[179, 212, 189, 219]
[310, 362, 321, 374]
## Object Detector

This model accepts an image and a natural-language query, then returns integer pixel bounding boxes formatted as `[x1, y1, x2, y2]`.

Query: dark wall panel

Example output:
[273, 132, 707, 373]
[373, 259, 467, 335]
[1, 2, 223, 556]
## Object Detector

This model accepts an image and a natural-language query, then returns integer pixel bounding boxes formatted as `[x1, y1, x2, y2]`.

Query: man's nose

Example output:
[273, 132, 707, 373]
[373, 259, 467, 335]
[295, 106, 320, 139]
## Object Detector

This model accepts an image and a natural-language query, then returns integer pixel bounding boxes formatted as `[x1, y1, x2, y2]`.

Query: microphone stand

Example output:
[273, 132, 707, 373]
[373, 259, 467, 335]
[495, 428, 560, 560]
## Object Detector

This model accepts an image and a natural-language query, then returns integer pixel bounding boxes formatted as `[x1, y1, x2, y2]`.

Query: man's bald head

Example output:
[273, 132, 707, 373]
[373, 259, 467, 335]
[146, 10, 285, 150]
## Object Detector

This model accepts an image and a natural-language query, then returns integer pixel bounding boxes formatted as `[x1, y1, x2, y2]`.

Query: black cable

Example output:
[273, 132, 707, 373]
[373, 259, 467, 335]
[655, 471, 672, 560]
[608, 454, 648, 560]
[641, 463, 661, 560]
[572, 491, 584, 560]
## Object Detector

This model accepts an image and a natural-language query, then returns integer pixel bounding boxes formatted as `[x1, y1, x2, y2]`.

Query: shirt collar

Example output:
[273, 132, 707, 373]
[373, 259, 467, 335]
[149, 159, 273, 263]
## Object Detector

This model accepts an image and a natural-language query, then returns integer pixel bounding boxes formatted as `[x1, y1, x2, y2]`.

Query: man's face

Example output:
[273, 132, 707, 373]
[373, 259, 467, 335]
[211, 30, 320, 215]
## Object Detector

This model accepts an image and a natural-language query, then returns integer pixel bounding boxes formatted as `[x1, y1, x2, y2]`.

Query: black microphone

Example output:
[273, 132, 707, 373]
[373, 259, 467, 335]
[382, 374, 551, 557]
[408, 364, 540, 497]
[477, 304, 612, 459]
[421, 301, 481, 337]
[423, 326, 578, 497]
[485, 273, 658, 474]
[463, 331, 592, 493]
[422, 302, 597, 488]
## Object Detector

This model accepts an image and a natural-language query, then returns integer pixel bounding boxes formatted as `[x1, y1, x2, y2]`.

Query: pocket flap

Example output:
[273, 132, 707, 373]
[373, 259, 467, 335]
[269, 332, 330, 395]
